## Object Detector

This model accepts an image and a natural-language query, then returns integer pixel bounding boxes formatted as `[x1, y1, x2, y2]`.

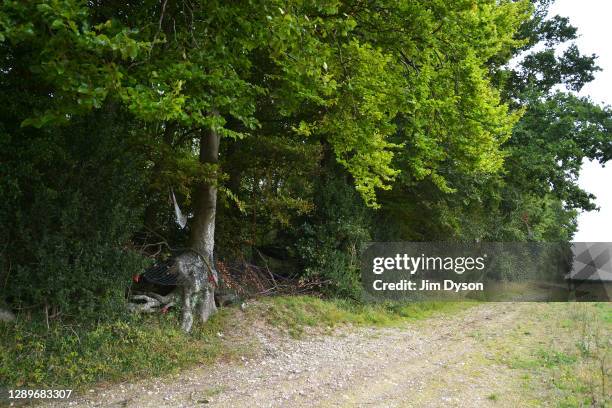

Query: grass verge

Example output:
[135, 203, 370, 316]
[489, 303, 611, 407]
[1, 308, 236, 391]
[0, 296, 470, 392]
[254, 295, 474, 337]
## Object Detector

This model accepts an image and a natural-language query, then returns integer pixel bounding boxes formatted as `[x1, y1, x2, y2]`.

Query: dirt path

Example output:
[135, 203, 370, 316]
[38, 303, 608, 408]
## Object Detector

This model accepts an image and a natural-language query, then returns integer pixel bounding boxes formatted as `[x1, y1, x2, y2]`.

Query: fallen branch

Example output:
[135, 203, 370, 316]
[127, 291, 179, 313]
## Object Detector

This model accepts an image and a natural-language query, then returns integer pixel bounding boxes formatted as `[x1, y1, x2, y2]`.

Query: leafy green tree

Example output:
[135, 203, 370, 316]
[8, 0, 601, 321]
[377, 0, 611, 244]
[495, 0, 612, 241]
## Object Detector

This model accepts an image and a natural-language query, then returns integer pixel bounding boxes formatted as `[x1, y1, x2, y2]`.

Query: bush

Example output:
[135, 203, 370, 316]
[0, 111, 149, 320]
[296, 168, 371, 299]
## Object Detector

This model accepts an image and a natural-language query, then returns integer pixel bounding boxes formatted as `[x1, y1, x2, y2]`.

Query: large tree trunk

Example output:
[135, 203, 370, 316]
[189, 127, 220, 257]
[128, 123, 220, 332]
[183, 123, 220, 330]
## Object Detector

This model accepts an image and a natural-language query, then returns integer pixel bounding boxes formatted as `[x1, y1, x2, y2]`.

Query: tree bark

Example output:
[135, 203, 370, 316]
[186, 121, 220, 327]
[189, 127, 220, 257]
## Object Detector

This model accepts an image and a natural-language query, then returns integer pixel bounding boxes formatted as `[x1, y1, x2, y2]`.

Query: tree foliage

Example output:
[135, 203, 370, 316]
[1, 0, 611, 313]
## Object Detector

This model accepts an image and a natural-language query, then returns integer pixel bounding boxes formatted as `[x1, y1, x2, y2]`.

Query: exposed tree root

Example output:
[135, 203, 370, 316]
[127, 251, 217, 332]
[127, 291, 179, 313]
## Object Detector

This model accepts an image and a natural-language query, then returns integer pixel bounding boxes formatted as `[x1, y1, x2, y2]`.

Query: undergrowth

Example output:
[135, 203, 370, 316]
[0, 309, 236, 390]
[0, 296, 474, 390]
[0, 296, 470, 391]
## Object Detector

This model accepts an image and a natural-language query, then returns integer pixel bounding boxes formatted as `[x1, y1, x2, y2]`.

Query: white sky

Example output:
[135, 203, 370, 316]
[547, 0, 612, 242]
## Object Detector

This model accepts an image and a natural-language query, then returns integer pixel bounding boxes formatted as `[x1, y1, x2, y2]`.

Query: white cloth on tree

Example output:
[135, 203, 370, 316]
[171, 189, 188, 229]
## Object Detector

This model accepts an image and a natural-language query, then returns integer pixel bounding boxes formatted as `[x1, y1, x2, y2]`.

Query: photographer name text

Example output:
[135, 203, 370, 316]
[372, 279, 483, 292]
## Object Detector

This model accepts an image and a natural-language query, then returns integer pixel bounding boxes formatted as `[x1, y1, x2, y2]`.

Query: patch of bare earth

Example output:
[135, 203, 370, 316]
[38, 303, 553, 408]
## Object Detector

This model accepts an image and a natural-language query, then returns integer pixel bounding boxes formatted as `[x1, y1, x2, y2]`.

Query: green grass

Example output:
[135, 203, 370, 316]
[494, 303, 611, 408]
[0, 295, 471, 391]
[535, 349, 577, 368]
[253, 295, 473, 338]
[487, 393, 499, 401]
[0, 308, 241, 390]
[594, 302, 612, 324]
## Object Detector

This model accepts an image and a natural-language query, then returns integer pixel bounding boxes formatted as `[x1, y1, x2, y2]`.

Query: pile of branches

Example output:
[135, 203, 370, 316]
[218, 258, 331, 298]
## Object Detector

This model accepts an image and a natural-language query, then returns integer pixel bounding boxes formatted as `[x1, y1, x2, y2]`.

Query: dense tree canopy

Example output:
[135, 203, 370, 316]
[1, 0, 611, 315]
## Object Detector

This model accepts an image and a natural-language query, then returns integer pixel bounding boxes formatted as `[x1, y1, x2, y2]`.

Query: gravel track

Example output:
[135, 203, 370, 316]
[40, 303, 538, 408]
[37, 303, 534, 408]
